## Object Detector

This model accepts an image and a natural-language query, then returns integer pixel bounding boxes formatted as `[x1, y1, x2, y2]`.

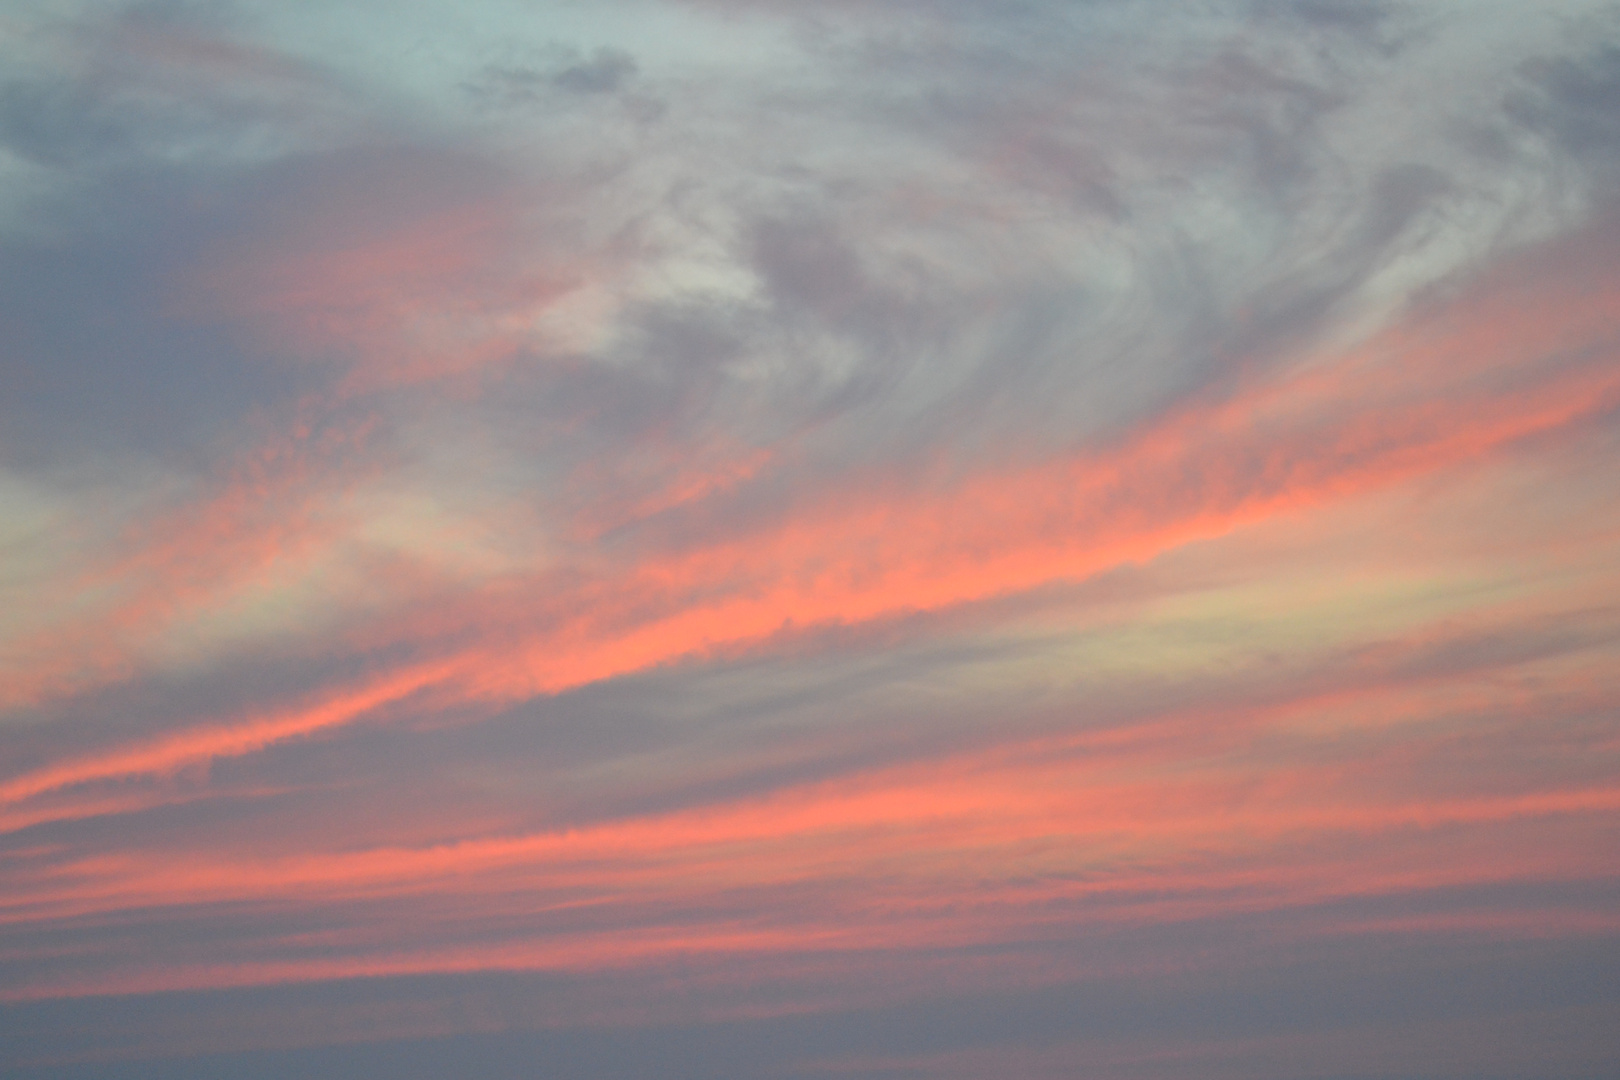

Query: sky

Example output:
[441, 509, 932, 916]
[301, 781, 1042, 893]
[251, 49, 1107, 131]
[1, 1, 1619, 1077]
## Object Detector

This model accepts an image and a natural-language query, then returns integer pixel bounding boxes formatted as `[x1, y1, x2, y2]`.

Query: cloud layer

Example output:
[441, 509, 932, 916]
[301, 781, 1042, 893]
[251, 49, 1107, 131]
[3, 1, 1619, 1076]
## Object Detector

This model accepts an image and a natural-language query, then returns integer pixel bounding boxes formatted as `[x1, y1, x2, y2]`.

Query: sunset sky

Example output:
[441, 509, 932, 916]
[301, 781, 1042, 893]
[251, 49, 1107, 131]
[2, 1, 1619, 1077]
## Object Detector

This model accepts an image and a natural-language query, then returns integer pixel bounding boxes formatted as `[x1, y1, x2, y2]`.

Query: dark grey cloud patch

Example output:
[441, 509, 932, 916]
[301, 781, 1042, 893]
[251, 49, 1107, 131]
[466, 46, 639, 107]
[555, 48, 638, 95]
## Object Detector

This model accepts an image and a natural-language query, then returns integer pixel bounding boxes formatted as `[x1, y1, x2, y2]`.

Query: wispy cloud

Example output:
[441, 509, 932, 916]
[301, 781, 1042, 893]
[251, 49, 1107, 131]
[2, 1, 1619, 1076]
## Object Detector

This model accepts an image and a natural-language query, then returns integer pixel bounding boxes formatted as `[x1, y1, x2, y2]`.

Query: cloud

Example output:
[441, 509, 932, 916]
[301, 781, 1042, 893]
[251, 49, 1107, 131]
[3, 1, 1620, 1075]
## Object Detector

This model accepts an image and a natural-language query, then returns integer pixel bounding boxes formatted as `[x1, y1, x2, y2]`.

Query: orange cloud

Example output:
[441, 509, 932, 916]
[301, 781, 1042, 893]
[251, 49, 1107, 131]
[0, 661, 453, 809]
[6, 242, 1618, 814]
[3, 217, 1616, 878]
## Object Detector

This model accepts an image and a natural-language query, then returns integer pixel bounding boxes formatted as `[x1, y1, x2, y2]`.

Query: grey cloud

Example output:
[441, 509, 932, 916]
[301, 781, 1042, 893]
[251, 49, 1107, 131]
[541, 5, 1416, 488]
[1192, 162, 1453, 372]
[1514, 43, 1620, 179]
[467, 47, 639, 106]
[0, 70, 322, 174]
[0, 77, 144, 170]
[799, 8, 1573, 401]
[4, 0, 1603, 490]
[0, 31, 341, 180]
[555, 49, 639, 95]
